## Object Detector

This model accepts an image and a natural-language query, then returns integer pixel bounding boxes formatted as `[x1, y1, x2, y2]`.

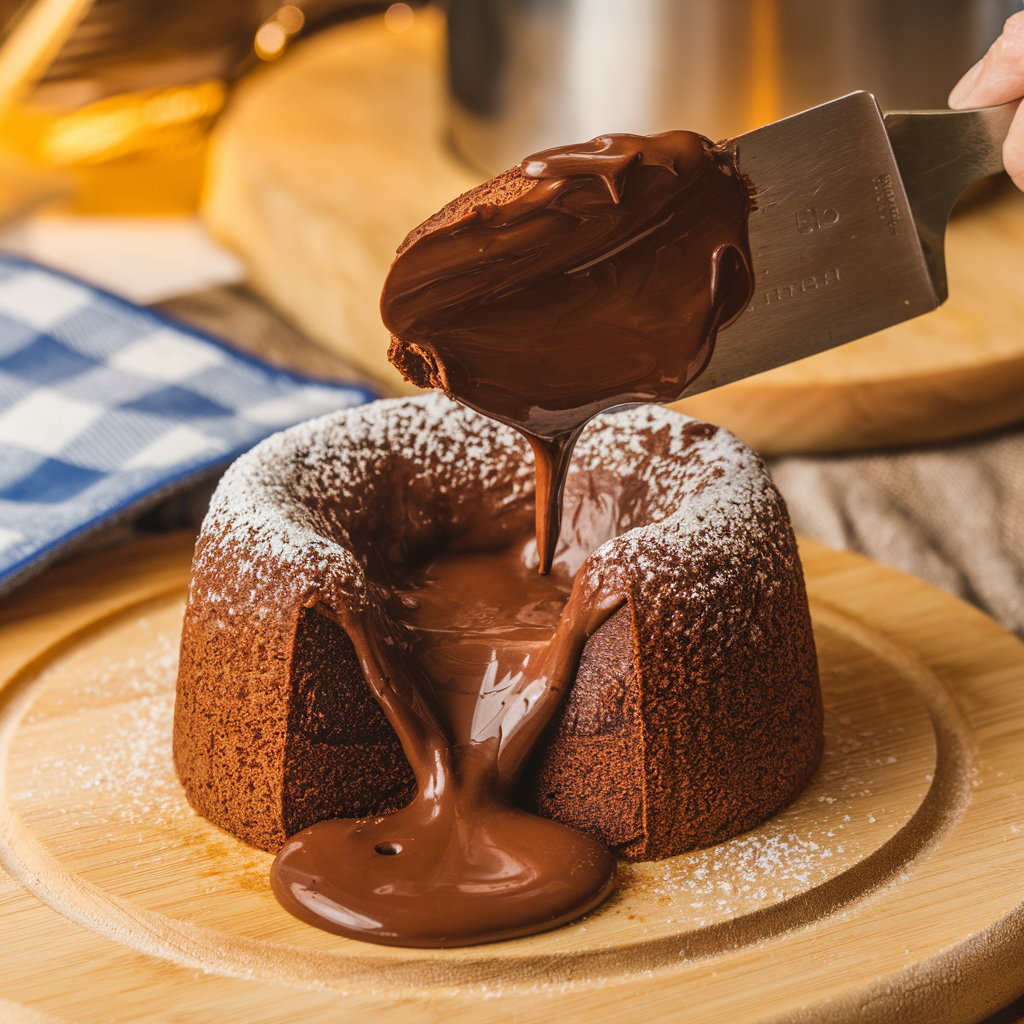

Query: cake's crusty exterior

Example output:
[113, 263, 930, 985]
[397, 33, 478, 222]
[174, 395, 822, 859]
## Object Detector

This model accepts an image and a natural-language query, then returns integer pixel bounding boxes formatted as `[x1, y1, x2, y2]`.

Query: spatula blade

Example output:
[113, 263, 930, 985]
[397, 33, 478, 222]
[684, 91, 938, 397]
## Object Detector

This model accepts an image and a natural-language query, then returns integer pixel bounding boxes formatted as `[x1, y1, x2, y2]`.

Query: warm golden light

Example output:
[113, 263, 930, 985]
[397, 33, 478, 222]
[384, 3, 414, 34]
[748, 0, 780, 130]
[255, 21, 287, 60]
[275, 5, 305, 35]
[41, 80, 227, 166]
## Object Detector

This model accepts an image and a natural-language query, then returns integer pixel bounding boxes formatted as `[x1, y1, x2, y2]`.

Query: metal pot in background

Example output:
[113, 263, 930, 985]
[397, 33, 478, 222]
[448, 0, 1023, 174]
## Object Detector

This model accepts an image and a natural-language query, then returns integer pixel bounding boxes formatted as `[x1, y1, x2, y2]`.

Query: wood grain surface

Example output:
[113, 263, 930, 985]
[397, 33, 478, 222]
[0, 533, 1022, 1023]
[202, 7, 1024, 455]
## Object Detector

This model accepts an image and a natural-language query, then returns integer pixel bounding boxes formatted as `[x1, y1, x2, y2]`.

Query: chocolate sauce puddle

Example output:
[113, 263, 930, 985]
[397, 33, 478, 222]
[382, 131, 754, 572]
[271, 532, 625, 947]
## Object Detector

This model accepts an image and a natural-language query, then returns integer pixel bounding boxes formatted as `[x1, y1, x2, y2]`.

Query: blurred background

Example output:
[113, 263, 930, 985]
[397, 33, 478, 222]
[448, 0, 1021, 169]
[2, 0, 1024, 652]
[1, 0, 1016, 215]
[0, 0, 1016, 357]
[0, 0, 397, 217]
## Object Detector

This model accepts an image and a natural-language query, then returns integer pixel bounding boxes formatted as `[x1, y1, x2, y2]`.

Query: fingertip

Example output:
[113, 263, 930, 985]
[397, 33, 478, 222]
[956, 12, 1024, 108]
[949, 57, 984, 108]
[1004, 136, 1024, 193]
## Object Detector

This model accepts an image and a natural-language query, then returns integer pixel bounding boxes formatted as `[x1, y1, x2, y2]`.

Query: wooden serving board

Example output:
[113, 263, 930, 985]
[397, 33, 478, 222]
[0, 532, 1023, 1023]
[202, 8, 1024, 455]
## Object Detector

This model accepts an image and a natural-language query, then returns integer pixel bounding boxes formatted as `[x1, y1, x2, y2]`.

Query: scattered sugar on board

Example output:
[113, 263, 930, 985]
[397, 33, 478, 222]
[615, 676, 923, 931]
[13, 627, 191, 833]
[9, 530, 921, 938]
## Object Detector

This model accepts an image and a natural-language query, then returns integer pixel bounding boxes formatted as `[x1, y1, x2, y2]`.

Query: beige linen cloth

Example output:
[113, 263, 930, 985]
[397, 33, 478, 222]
[768, 430, 1024, 639]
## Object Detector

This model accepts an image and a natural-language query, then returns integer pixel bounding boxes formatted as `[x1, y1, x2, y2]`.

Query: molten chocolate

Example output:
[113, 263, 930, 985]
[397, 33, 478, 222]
[381, 131, 754, 571]
[177, 396, 822, 949]
[271, 133, 756, 946]
[271, 526, 624, 947]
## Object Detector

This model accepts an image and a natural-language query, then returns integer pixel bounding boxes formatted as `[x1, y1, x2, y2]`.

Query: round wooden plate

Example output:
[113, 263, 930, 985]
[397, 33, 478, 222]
[202, 8, 1024, 455]
[0, 534, 1023, 1022]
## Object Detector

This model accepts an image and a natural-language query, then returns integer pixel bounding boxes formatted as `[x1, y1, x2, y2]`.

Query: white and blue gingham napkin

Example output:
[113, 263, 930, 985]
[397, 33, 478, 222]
[0, 255, 377, 596]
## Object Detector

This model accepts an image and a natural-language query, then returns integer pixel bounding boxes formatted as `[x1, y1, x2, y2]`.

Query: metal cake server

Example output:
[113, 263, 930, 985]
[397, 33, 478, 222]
[683, 90, 1020, 398]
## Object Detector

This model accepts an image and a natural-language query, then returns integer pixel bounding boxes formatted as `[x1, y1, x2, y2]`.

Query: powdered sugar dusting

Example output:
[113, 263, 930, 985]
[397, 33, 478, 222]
[189, 394, 536, 616]
[570, 403, 780, 597]
[188, 395, 786, 628]
[12, 619, 187, 829]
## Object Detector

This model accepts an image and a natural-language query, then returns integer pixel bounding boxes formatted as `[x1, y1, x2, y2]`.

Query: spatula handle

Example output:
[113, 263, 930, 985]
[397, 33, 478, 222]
[884, 100, 1021, 301]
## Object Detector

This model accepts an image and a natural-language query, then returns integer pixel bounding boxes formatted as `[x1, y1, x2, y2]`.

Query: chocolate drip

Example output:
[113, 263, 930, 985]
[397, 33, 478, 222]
[381, 131, 754, 572]
[271, 132, 754, 946]
[271, 527, 625, 947]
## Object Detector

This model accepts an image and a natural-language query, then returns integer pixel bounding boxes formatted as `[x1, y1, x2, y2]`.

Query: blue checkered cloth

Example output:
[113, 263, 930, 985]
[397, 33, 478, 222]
[0, 256, 377, 596]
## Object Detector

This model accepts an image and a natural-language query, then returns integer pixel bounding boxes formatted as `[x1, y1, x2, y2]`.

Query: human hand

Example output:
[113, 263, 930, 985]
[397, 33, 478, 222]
[949, 11, 1024, 189]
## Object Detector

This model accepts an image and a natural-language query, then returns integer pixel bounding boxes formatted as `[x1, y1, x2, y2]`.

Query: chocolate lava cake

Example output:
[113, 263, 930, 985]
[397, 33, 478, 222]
[173, 395, 822, 860]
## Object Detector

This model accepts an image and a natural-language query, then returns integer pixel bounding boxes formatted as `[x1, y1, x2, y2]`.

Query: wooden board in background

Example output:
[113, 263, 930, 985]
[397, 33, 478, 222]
[0, 534, 1023, 1022]
[203, 7, 1024, 454]
[202, 8, 477, 394]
